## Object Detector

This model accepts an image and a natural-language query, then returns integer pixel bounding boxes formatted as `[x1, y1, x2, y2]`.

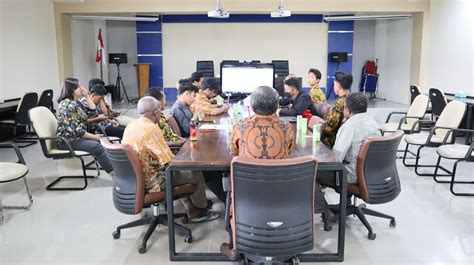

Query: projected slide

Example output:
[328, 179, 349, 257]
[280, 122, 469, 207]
[221, 63, 274, 94]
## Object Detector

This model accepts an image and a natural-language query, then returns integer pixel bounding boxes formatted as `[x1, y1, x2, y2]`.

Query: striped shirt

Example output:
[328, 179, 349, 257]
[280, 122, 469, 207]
[333, 113, 381, 183]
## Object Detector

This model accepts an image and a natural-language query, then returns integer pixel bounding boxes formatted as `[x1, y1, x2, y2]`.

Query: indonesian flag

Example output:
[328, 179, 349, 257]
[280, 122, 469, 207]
[95, 29, 105, 63]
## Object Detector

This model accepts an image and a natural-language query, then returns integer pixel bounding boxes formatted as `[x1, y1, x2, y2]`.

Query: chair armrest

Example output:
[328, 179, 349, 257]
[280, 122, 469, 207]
[409, 120, 436, 134]
[385, 111, 407, 123]
[440, 128, 474, 145]
[38, 136, 76, 157]
[397, 116, 424, 131]
[222, 176, 231, 193]
[0, 143, 26, 165]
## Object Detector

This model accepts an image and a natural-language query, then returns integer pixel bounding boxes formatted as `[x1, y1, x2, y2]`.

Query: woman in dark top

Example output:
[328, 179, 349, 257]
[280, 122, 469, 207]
[56, 78, 113, 174]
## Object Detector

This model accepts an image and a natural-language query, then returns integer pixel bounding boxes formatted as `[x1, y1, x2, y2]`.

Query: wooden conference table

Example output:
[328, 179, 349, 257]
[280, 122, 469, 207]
[165, 112, 348, 262]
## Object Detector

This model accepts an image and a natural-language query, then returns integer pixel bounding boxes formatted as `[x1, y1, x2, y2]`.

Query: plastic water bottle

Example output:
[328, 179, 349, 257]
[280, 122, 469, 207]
[190, 119, 197, 141]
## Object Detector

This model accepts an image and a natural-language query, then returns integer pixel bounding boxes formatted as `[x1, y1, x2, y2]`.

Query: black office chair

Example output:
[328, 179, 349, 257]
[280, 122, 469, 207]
[196, 61, 214, 78]
[272, 60, 289, 77]
[321, 130, 404, 240]
[101, 138, 195, 254]
[410, 85, 421, 104]
[0, 92, 38, 148]
[38, 89, 55, 112]
[429, 88, 447, 120]
[224, 156, 317, 264]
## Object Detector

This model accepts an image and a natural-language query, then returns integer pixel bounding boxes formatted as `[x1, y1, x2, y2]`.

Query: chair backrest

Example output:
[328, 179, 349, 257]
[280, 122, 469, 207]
[38, 89, 54, 110]
[410, 85, 421, 104]
[405, 94, 429, 128]
[16, 92, 38, 125]
[196, 60, 214, 78]
[101, 138, 145, 215]
[434, 100, 466, 142]
[231, 156, 317, 258]
[28, 106, 58, 153]
[357, 130, 404, 204]
[167, 116, 182, 137]
[315, 102, 331, 120]
[272, 60, 289, 77]
[429, 88, 447, 117]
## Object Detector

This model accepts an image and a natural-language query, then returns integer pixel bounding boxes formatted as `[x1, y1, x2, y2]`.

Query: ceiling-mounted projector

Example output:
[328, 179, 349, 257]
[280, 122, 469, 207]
[208, 0, 229, 18]
[208, 9, 229, 18]
[271, 9, 291, 18]
[271, 0, 291, 18]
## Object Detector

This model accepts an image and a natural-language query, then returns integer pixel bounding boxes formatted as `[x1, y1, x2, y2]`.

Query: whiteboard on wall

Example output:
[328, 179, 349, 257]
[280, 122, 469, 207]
[162, 23, 328, 88]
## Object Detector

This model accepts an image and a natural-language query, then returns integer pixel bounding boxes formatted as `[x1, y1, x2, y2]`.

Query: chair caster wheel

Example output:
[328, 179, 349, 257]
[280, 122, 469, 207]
[368, 232, 376, 240]
[138, 244, 147, 254]
[390, 219, 396, 228]
[184, 234, 193, 244]
[181, 216, 189, 224]
[324, 224, 332, 231]
[112, 230, 120, 239]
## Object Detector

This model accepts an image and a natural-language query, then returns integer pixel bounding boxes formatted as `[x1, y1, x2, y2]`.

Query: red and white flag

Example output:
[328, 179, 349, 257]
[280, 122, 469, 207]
[95, 29, 105, 64]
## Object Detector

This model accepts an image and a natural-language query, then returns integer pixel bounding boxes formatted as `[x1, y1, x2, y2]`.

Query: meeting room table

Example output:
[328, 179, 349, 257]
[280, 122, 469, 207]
[165, 110, 348, 262]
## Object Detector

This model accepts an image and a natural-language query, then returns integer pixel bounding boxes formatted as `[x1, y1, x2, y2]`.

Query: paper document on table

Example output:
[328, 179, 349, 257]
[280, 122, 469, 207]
[199, 124, 227, 130]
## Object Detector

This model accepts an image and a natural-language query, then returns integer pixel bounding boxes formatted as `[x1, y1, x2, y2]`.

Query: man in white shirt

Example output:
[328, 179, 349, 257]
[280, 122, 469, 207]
[316, 93, 381, 221]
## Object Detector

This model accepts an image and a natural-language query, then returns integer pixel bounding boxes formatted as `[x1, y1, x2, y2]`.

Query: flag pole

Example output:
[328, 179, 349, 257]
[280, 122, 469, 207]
[99, 29, 103, 80]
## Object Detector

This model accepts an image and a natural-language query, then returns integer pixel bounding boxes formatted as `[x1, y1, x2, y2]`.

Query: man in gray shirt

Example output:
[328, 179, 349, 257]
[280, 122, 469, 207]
[316, 93, 381, 221]
[171, 81, 199, 137]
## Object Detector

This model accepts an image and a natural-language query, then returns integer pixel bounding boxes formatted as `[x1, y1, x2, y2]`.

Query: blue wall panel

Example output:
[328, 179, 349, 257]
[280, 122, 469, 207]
[137, 34, 163, 54]
[326, 21, 354, 99]
[136, 20, 162, 31]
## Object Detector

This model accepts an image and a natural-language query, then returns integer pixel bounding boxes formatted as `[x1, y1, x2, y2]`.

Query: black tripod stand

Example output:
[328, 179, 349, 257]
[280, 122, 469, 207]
[115, 64, 130, 103]
[325, 62, 342, 99]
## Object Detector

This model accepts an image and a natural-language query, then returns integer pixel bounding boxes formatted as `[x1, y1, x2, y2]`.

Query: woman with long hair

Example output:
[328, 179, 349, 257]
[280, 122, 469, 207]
[56, 77, 113, 174]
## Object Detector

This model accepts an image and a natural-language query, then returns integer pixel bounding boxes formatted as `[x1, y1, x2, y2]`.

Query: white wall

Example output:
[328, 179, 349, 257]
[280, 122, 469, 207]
[71, 19, 108, 87]
[0, 0, 59, 100]
[106, 21, 138, 99]
[427, 0, 474, 96]
[374, 18, 413, 105]
[162, 23, 328, 88]
[352, 20, 376, 90]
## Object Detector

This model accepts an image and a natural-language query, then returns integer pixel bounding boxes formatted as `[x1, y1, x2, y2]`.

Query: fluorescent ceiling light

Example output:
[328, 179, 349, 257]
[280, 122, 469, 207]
[208, 0, 229, 18]
[324, 14, 412, 21]
[71, 15, 159, 22]
[271, 0, 291, 18]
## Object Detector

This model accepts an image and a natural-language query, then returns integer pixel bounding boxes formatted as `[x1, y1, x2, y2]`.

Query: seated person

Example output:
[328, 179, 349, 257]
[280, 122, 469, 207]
[145, 87, 186, 153]
[321, 72, 352, 149]
[77, 84, 125, 138]
[190, 72, 204, 89]
[279, 77, 318, 118]
[56, 77, 114, 175]
[315, 93, 381, 221]
[221, 86, 295, 260]
[191, 78, 229, 116]
[308, 68, 327, 104]
[122, 97, 218, 223]
[88, 78, 121, 118]
[171, 80, 199, 137]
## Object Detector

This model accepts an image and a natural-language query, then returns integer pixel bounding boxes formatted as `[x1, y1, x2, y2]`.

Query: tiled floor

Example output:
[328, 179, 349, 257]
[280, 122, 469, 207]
[0, 100, 473, 265]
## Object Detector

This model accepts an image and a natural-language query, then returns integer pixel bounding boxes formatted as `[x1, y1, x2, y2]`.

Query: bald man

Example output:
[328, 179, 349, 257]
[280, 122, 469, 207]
[122, 97, 219, 223]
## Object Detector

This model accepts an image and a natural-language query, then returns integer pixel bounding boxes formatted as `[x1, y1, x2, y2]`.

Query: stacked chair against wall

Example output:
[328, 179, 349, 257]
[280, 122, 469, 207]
[402, 100, 467, 177]
[0, 92, 38, 148]
[196, 60, 215, 78]
[0, 143, 33, 225]
[432, 128, 474, 196]
[320, 130, 404, 240]
[224, 156, 317, 264]
[410, 85, 421, 104]
[28, 106, 99, 190]
[100, 138, 195, 254]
